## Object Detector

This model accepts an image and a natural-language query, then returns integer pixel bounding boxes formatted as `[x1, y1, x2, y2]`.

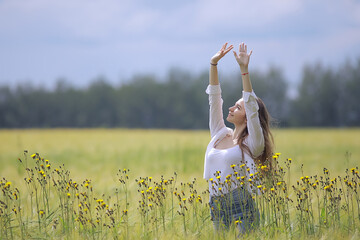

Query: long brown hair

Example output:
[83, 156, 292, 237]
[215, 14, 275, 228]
[237, 97, 274, 168]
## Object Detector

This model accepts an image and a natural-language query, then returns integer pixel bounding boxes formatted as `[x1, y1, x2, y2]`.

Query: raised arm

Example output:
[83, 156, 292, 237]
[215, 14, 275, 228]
[233, 43, 265, 157]
[209, 43, 233, 85]
[207, 43, 233, 137]
[233, 42, 253, 92]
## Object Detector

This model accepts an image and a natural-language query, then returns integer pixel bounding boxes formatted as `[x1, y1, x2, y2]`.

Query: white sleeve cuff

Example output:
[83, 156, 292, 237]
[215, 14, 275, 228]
[205, 84, 221, 95]
[242, 90, 258, 102]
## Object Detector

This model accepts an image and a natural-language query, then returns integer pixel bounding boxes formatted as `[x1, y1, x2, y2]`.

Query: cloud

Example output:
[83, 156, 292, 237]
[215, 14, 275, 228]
[0, 0, 359, 88]
[194, 0, 302, 29]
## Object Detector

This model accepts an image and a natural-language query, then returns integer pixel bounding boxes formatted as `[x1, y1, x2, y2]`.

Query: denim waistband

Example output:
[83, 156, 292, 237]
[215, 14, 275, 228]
[209, 187, 251, 203]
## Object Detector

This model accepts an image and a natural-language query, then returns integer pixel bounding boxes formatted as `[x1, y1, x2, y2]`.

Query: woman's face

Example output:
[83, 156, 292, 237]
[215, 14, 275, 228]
[226, 99, 246, 125]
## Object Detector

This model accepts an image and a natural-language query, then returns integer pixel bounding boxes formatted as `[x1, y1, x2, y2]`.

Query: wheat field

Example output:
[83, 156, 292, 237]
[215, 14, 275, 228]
[0, 128, 359, 239]
[1, 128, 358, 183]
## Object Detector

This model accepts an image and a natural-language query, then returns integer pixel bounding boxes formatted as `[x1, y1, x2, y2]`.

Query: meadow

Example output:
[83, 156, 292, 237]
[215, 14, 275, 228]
[0, 128, 359, 239]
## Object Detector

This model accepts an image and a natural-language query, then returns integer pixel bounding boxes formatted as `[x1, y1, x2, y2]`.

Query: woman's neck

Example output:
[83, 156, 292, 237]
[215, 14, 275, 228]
[233, 123, 246, 141]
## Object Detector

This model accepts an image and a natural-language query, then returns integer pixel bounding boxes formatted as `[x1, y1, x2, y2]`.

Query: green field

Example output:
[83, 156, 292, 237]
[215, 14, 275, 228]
[0, 128, 359, 239]
[1, 128, 359, 185]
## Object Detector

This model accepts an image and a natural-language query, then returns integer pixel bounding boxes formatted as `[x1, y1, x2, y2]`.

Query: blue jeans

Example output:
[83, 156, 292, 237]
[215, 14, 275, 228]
[209, 187, 259, 233]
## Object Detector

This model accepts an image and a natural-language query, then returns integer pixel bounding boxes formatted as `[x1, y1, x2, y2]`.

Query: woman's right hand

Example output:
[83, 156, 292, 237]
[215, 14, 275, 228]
[210, 43, 233, 64]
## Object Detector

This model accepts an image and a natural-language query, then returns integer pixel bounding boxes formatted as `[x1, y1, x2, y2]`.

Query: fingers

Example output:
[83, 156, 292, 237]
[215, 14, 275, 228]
[233, 50, 238, 58]
[220, 43, 233, 56]
[239, 42, 246, 52]
[237, 42, 251, 55]
[238, 42, 246, 53]
[224, 45, 234, 54]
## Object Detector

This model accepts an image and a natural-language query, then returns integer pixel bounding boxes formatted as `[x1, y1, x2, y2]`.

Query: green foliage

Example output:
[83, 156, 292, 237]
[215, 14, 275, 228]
[0, 57, 360, 128]
[290, 59, 360, 126]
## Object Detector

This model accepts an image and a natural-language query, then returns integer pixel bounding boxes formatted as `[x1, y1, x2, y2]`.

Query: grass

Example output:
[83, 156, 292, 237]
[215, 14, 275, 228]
[0, 128, 359, 239]
[1, 128, 358, 186]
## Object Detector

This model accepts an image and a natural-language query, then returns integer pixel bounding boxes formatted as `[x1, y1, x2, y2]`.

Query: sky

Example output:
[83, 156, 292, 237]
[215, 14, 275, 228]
[0, 0, 359, 90]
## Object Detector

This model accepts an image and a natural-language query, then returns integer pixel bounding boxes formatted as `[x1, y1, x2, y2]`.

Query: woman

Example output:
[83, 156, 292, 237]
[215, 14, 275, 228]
[204, 42, 274, 232]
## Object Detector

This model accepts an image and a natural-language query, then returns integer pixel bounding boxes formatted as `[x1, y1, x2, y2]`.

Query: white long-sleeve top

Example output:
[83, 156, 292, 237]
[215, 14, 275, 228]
[204, 84, 265, 196]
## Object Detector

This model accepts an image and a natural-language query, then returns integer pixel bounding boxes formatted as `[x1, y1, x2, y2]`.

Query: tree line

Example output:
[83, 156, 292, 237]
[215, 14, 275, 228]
[0, 58, 359, 128]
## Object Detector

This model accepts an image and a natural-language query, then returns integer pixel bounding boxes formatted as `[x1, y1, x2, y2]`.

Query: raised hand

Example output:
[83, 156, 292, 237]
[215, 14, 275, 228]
[211, 43, 234, 64]
[233, 42, 252, 70]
